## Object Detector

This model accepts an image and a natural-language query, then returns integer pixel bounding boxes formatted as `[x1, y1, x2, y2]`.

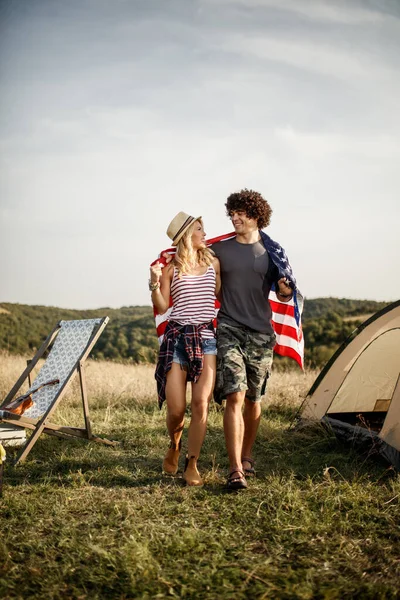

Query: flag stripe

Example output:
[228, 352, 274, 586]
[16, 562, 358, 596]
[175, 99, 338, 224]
[275, 332, 303, 351]
[155, 307, 173, 329]
[271, 312, 297, 328]
[274, 343, 303, 364]
[269, 298, 295, 317]
[271, 321, 299, 340]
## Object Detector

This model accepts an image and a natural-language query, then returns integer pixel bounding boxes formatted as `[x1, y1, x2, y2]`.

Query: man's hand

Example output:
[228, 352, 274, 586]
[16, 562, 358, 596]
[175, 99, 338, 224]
[277, 277, 293, 300]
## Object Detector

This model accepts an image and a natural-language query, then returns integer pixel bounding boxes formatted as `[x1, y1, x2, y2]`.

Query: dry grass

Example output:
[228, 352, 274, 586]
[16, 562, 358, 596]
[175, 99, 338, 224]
[0, 351, 157, 427]
[0, 350, 315, 409]
[0, 351, 155, 402]
[342, 313, 374, 322]
[0, 351, 316, 429]
[267, 370, 315, 407]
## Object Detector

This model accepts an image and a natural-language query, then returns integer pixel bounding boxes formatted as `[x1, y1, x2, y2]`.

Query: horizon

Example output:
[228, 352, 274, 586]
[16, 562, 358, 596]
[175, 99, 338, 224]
[0, 295, 396, 313]
[1, 0, 399, 308]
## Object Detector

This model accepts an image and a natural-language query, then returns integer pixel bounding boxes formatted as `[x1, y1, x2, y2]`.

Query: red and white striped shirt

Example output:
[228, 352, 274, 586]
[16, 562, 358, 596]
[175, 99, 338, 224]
[169, 266, 216, 339]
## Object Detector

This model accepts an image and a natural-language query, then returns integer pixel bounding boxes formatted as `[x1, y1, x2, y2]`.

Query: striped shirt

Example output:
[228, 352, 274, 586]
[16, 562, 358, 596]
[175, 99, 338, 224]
[169, 265, 216, 339]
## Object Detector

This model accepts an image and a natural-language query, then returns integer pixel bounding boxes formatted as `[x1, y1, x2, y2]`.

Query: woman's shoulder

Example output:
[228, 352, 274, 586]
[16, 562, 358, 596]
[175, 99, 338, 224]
[162, 262, 175, 280]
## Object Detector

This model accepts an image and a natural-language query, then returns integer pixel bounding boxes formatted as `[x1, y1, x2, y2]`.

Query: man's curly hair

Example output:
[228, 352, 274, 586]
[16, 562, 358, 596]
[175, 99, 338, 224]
[225, 189, 272, 229]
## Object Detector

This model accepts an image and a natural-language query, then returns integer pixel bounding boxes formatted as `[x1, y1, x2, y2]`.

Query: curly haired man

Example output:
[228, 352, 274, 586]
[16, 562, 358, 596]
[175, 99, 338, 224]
[211, 189, 296, 490]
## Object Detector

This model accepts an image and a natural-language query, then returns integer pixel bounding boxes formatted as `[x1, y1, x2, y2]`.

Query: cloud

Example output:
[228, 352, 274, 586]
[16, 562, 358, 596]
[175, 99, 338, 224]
[203, 0, 392, 24]
[274, 126, 400, 160]
[217, 33, 399, 85]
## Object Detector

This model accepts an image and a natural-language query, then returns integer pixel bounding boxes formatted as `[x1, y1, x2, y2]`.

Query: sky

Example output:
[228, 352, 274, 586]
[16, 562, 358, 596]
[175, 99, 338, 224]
[1, 0, 399, 309]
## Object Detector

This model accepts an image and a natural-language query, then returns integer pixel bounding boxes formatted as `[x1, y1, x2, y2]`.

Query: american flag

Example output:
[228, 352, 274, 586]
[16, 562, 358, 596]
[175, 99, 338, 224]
[151, 231, 304, 369]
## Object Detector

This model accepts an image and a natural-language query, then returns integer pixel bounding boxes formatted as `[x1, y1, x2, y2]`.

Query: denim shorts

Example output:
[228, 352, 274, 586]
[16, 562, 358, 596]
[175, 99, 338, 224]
[172, 334, 217, 369]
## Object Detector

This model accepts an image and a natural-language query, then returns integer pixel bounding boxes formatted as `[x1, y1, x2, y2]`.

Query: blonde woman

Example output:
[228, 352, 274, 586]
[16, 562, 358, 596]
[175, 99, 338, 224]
[150, 212, 221, 486]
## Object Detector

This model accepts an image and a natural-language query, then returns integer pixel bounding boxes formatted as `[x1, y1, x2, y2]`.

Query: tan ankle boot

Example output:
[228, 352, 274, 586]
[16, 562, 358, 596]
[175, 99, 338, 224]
[183, 456, 203, 487]
[162, 440, 181, 475]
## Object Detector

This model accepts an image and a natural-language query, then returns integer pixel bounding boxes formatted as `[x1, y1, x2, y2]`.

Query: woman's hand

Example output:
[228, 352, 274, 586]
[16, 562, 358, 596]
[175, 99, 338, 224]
[149, 261, 173, 314]
[150, 261, 163, 285]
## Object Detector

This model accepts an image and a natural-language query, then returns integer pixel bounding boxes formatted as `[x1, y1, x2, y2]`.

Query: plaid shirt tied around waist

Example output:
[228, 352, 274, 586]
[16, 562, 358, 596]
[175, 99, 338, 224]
[155, 320, 215, 409]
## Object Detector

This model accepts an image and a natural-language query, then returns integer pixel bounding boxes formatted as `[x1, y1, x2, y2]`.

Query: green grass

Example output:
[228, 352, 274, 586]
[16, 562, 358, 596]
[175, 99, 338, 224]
[1, 399, 399, 599]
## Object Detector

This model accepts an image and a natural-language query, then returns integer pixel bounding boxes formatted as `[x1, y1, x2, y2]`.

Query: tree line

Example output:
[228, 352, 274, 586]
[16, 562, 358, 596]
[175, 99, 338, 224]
[0, 299, 391, 369]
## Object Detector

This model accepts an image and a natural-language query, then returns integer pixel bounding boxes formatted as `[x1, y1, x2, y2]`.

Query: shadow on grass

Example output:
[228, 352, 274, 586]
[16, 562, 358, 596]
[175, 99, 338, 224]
[1, 421, 229, 493]
[207, 403, 396, 487]
[2, 405, 395, 494]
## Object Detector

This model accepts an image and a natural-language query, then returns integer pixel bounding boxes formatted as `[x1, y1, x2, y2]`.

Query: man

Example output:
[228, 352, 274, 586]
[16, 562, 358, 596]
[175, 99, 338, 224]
[211, 189, 296, 490]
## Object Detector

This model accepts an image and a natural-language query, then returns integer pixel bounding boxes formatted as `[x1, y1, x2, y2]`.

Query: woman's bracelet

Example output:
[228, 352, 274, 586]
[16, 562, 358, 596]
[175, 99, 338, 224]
[148, 280, 160, 292]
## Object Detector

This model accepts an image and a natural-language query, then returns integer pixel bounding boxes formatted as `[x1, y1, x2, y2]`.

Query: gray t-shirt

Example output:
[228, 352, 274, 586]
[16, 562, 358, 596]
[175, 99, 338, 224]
[211, 237, 279, 336]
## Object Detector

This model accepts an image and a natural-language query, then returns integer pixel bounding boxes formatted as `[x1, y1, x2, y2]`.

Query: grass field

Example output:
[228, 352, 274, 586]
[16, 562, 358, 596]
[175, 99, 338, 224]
[1, 352, 399, 599]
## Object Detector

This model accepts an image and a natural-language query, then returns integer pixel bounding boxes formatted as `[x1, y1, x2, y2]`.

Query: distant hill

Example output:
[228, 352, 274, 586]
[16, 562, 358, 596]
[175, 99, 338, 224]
[0, 303, 159, 364]
[301, 297, 389, 320]
[301, 298, 391, 367]
[0, 298, 393, 368]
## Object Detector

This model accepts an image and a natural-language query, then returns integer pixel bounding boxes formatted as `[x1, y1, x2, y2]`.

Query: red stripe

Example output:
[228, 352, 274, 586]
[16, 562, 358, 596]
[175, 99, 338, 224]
[274, 343, 303, 368]
[270, 300, 295, 317]
[271, 321, 298, 340]
[156, 320, 168, 337]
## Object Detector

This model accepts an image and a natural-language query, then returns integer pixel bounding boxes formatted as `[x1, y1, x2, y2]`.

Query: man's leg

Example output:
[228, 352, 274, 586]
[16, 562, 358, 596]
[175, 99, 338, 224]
[224, 390, 246, 474]
[242, 397, 261, 472]
[216, 323, 248, 488]
[241, 339, 273, 474]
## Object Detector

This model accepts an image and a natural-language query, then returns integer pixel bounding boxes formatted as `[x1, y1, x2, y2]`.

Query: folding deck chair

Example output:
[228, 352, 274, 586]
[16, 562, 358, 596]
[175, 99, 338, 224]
[0, 317, 116, 465]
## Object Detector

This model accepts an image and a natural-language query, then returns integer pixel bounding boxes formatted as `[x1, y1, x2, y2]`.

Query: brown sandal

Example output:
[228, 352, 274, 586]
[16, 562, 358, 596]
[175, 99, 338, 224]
[242, 457, 256, 477]
[226, 469, 247, 491]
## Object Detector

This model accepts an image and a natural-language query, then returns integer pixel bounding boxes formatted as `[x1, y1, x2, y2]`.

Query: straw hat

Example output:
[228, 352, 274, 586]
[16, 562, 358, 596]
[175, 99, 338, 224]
[166, 212, 202, 246]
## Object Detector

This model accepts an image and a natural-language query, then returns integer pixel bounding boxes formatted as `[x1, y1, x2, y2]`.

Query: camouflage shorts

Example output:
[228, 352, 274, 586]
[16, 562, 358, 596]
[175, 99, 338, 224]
[214, 322, 274, 404]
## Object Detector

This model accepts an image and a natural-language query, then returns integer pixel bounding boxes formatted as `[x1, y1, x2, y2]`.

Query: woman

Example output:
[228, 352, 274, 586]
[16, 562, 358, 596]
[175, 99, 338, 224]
[149, 212, 221, 486]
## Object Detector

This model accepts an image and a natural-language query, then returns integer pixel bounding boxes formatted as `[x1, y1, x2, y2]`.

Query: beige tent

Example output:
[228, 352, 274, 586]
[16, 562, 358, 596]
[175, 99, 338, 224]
[300, 300, 400, 469]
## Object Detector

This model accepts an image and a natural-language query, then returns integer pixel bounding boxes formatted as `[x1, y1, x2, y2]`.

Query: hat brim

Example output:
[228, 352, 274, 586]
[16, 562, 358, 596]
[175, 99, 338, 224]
[172, 215, 202, 246]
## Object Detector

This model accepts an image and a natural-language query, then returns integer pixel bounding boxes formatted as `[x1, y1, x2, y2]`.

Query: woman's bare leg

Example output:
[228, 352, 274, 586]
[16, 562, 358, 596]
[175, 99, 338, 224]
[163, 363, 187, 473]
[165, 363, 187, 442]
[184, 355, 216, 485]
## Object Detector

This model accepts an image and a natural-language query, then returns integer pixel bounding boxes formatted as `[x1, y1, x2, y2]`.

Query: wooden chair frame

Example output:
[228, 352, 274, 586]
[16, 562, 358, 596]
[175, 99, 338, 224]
[0, 317, 116, 465]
